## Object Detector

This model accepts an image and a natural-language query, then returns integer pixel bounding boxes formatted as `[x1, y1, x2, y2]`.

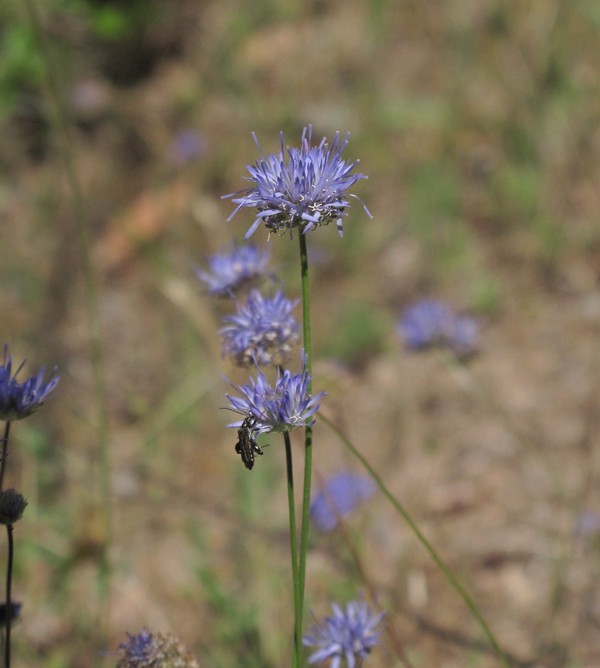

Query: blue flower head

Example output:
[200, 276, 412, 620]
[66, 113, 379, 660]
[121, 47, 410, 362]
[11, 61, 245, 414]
[116, 628, 159, 666]
[196, 244, 271, 297]
[226, 353, 325, 435]
[0, 346, 60, 421]
[223, 125, 372, 239]
[311, 473, 375, 533]
[303, 600, 384, 668]
[398, 299, 478, 358]
[220, 289, 300, 367]
[116, 627, 199, 667]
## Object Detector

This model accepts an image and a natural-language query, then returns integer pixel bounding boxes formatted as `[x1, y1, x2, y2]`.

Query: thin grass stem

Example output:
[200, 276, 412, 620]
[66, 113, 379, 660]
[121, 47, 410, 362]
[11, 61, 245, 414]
[319, 413, 513, 668]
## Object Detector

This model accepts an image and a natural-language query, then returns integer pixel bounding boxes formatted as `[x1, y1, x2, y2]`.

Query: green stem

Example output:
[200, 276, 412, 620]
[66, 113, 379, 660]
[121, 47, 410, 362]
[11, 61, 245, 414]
[319, 413, 512, 668]
[4, 524, 13, 668]
[283, 431, 300, 667]
[0, 423, 11, 493]
[297, 232, 313, 663]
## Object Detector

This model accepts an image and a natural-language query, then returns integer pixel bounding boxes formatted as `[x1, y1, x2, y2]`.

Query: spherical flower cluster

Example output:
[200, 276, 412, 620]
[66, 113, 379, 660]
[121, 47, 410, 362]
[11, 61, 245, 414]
[0, 346, 60, 421]
[0, 489, 27, 525]
[226, 353, 325, 436]
[116, 627, 199, 668]
[398, 299, 478, 358]
[310, 472, 375, 533]
[303, 600, 384, 668]
[220, 289, 299, 367]
[223, 125, 372, 239]
[195, 244, 270, 297]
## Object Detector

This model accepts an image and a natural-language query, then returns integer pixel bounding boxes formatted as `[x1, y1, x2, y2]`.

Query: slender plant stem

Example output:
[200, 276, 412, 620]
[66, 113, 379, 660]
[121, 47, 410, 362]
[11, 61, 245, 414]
[0, 423, 11, 493]
[4, 524, 13, 668]
[23, 0, 112, 623]
[283, 431, 301, 668]
[297, 232, 313, 663]
[319, 413, 513, 668]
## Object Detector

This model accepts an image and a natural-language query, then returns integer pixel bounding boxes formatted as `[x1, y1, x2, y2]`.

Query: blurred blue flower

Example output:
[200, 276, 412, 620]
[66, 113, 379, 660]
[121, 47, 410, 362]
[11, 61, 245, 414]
[398, 299, 478, 357]
[311, 473, 375, 533]
[303, 600, 384, 667]
[223, 125, 372, 239]
[116, 628, 159, 667]
[196, 244, 270, 297]
[168, 128, 205, 166]
[575, 510, 600, 539]
[226, 353, 325, 435]
[116, 627, 199, 667]
[220, 289, 300, 367]
[0, 346, 60, 421]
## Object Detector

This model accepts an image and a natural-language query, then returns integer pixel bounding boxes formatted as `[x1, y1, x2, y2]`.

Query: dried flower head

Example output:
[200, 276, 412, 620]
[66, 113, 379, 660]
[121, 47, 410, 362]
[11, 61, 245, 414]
[398, 299, 478, 358]
[226, 353, 325, 436]
[311, 473, 375, 533]
[116, 627, 199, 668]
[0, 602, 21, 627]
[195, 244, 270, 297]
[303, 600, 384, 667]
[0, 346, 60, 421]
[223, 125, 372, 239]
[220, 289, 299, 367]
[0, 489, 27, 525]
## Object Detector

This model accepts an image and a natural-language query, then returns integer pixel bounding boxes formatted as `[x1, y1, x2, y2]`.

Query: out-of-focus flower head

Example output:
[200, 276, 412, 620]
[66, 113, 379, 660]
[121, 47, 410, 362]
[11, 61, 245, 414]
[226, 352, 325, 436]
[575, 510, 600, 540]
[223, 125, 372, 239]
[220, 289, 300, 367]
[168, 128, 205, 167]
[196, 244, 271, 298]
[303, 600, 384, 667]
[0, 601, 21, 627]
[398, 299, 478, 358]
[0, 346, 60, 421]
[311, 472, 375, 533]
[115, 627, 199, 667]
[0, 489, 27, 525]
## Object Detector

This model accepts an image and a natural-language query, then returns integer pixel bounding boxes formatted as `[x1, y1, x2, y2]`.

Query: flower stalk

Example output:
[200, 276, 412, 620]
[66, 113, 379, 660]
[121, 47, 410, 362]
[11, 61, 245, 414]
[296, 230, 313, 663]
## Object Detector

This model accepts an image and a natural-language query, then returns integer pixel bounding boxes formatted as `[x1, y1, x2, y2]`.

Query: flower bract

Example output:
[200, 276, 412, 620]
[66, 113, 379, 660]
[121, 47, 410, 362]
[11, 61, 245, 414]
[223, 125, 372, 239]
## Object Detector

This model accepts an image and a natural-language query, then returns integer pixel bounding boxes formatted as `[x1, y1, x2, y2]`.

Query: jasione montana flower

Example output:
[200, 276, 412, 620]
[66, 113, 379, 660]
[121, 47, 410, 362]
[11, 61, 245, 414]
[303, 600, 384, 668]
[310, 472, 375, 533]
[195, 244, 271, 297]
[0, 346, 60, 421]
[223, 125, 372, 239]
[226, 353, 325, 435]
[220, 289, 299, 367]
[398, 299, 478, 358]
[115, 627, 199, 667]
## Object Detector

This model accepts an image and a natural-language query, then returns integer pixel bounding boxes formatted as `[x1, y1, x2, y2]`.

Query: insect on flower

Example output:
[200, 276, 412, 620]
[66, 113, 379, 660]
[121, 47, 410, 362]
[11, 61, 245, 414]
[234, 416, 264, 471]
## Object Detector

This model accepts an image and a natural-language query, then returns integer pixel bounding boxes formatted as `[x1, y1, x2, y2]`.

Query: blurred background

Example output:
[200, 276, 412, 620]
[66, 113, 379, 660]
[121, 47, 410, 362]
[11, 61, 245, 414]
[1, 0, 600, 665]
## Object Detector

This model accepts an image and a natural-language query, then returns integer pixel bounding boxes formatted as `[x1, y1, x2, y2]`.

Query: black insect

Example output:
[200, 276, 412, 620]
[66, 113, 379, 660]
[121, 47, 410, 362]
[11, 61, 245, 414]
[235, 417, 264, 470]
